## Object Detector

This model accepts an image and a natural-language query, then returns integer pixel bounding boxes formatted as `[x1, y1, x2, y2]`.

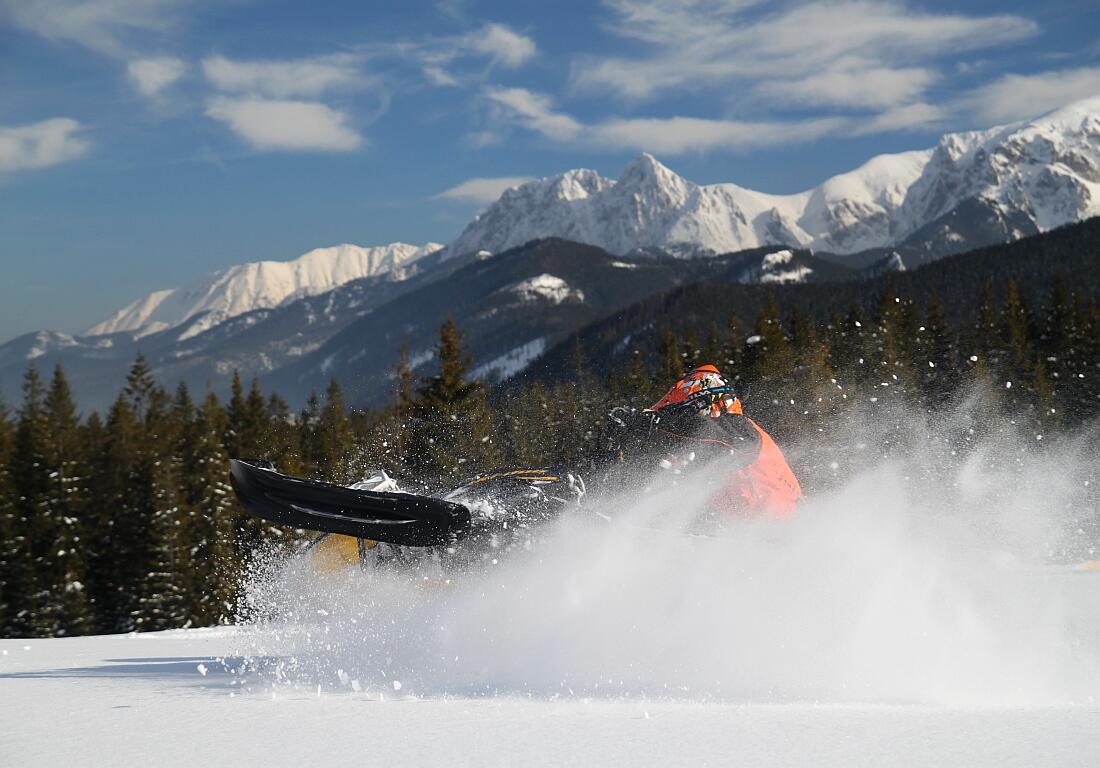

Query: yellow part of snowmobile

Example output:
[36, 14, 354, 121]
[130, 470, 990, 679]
[307, 533, 376, 573]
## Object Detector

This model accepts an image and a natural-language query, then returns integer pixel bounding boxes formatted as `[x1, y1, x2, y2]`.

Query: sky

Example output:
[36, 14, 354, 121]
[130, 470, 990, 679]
[2, 0, 1100, 342]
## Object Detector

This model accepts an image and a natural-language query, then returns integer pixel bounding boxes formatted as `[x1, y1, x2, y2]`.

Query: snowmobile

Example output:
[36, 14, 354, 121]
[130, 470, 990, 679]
[229, 458, 587, 572]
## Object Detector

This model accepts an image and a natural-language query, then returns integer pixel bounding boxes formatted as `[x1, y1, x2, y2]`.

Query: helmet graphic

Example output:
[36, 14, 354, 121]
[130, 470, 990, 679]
[648, 364, 742, 416]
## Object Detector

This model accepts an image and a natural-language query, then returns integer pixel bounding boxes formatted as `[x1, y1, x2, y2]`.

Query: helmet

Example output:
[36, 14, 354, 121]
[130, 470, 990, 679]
[648, 364, 742, 417]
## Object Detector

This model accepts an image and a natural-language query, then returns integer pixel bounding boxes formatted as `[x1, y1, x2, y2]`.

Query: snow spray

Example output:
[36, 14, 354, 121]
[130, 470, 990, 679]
[235, 390, 1100, 705]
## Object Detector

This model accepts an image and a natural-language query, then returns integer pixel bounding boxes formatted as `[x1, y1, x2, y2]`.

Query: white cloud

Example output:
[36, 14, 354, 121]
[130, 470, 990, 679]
[205, 97, 362, 152]
[436, 176, 536, 205]
[855, 102, 946, 134]
[0, 118, 90, 172]
[467, 22, 536, 68]
[589, 115, 847, 153]
[127, 56, 186, 97]
[382, 22, 536, 88]
[577, 0, 1036, 107]
[0, 0, 183, 57]
[485, 87, 846, 153]
[961, 67, 1100, 124]
[423, 66, 459, 87]
[485, 87, 583, 141]
[758, 64, 936, 110]
[202, 54, 363, 98]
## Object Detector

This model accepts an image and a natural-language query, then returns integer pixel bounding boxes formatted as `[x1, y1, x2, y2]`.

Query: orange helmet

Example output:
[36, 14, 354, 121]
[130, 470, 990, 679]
[648, 364, 742, 417]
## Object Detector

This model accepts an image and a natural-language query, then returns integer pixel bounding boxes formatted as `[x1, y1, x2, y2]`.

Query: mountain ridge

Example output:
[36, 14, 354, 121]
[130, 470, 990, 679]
[85, 241, 445, 339]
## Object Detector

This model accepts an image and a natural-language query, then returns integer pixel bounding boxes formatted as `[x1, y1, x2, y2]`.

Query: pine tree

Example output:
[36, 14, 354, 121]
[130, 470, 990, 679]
[505, 379, 557, 467]
[178, 393, 237, 626]
[314, 379, 355, 483]
[133, 383, 187, 631]
[701, 322, 723, 367]
[86, 365, 154, 632]
[298, 392, 323, 480]
[680, 328, 701, 370]
[124, 353, 156, 418]
[744, 293, 796, 433]
[1039, 273, 1077, 419]
[607, 348, 650, 406]
[6, 367, 50, 636]
[788, 322, 844, 481]
[358, 342, 417, 475]
[828, 305, 870, 388]
[409, 317, 502, 483]
[875, 280, 920, 400]
[37, 366, 92, 635]
[86, 394, 142, 631]
[264, 393, 305, 477]
[225, 373, 271, 460]
[0, 393, 18, 634]
[1003, 279, 1032, 372]
[553, 339, 608, 466]
[918, 296, 956, 404]
[656, 327, 682, 384]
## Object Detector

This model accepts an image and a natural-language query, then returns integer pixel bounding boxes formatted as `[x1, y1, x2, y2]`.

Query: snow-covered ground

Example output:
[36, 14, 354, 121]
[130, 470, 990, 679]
[2, 605, 1098, 767]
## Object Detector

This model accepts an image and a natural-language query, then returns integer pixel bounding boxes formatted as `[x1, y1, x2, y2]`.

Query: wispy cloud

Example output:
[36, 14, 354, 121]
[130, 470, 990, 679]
[0, 0, 185, 57]
[201, 54, 365, 98]
[756, 65, 937, 110]
[205, 98, 362, 152]
[0, 118, 91, 171]
[467, 23, 537, 68]
[485, 86, 848, 153]
[578, 0, 1037, 105]
[423, 66, 460, 87]
[384, 22, 537, 88]
[959, 67, 1100, 124]
[127, 56, 187, 97]
[486, 88, 584, 141]
[435, 176, 536, 205]
[854, 102, 947, 134]
[589, 115, 847, 153]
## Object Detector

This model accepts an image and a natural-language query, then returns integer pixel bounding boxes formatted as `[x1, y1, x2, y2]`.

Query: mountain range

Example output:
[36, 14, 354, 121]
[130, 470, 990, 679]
[4, 96, 1100, 411]
[446, 96, 1100, 265]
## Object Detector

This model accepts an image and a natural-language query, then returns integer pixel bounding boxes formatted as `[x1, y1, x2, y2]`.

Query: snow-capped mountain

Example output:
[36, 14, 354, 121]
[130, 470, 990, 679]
[445, 96, 1100, 263]
[442, 152, 931, 260]
[86, 242, 444, 339]
[890, 98, 1100, 262]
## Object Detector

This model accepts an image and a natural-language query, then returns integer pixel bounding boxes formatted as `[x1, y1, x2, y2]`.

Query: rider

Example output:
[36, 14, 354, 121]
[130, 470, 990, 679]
[608, 364, 801, 517]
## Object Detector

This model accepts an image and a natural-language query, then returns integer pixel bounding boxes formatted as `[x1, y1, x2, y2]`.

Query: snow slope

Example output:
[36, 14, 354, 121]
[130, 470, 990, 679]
[86, 242, 444, 339]
[446, 95, 1100, 260]
[1, 576, 1097, 767]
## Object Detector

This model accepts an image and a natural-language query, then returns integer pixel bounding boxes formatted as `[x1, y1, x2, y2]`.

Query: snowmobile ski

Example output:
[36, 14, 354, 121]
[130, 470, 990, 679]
[228, 458, 472, 546]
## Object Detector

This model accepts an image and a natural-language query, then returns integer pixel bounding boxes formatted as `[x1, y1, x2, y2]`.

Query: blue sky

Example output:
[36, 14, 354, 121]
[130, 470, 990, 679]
[2, 0, 1099, 342]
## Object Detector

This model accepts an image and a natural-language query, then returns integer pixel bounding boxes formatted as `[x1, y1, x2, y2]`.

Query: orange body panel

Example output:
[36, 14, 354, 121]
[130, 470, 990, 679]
[714, 418, 801, 518]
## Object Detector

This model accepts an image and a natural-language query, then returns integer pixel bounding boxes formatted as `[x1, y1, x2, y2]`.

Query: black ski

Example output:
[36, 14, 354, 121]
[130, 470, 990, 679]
[229, 458, 471, 546]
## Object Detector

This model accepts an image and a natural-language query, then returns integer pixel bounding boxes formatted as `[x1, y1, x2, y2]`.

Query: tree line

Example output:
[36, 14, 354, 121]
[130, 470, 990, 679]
[2, 273, 1100, 638]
